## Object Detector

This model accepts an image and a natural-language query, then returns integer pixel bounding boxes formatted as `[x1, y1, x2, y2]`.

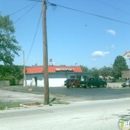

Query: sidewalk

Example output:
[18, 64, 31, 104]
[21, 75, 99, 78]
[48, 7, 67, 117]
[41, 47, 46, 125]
[107, 82, 122, 88]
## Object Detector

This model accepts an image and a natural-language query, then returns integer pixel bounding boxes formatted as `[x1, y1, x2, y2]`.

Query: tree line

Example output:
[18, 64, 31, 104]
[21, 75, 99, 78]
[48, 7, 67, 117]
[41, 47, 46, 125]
[81, 55, 128, 80]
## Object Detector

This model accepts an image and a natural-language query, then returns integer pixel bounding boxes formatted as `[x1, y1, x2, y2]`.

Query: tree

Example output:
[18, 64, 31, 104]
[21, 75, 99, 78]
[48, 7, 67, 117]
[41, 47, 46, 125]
[0, 14, 21, 65]
[99, 66, 113, 77]
[113, 56, 128, 79]
[80, 65, 89, 72]
[89, 67, 99, 77]
[0, 65, 23, 85]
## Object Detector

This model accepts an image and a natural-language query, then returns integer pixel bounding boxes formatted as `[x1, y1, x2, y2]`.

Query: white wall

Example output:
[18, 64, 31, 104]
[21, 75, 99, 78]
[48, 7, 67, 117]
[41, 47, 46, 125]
[49, 73, 67, 87]
[26, 73, 81, 87]
[26, 73, 68, 87]
[26, 74, 43, 87]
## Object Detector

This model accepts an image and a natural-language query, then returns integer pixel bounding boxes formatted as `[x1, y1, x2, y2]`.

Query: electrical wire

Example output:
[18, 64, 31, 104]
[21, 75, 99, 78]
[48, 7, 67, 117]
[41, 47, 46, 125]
[29, 0, 130, 25]
[9, 2, 36, 16]
[95, 0, 130, 16]
[113, 0, 130, 5]
[14, 2, 38, 24]
[26, 10, 42, 63]
[47, 2, 130, 26]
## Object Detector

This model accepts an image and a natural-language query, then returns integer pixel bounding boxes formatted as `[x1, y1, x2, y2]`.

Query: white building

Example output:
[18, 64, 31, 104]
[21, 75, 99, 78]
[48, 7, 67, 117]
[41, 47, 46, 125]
[24, 66, 92, 87]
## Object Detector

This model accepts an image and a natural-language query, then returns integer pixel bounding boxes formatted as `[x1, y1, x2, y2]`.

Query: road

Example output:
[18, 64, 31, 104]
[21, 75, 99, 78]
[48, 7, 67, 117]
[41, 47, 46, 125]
[0, 98, 130, 130]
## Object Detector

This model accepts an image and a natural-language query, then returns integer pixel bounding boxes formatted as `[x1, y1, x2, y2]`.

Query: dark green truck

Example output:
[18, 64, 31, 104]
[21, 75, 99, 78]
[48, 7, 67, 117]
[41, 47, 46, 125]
[80, 78, 107, 88]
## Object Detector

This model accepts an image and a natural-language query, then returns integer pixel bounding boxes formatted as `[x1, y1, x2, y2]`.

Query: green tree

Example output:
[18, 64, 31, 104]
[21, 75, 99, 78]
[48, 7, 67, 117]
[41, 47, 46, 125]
[113, 56, 128, 79]
[89, 67, 99, 77]
[99, 66, 113, 77]
[80, 65, 89, 72]
[0, 14, 21, 65]
[0, 65, 23, 85]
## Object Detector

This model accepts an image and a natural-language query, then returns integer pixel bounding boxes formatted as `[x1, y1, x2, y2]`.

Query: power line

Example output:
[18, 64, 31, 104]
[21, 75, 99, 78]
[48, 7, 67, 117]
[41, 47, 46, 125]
[29, 0, 130, 25]
[95, 0, 130, 16]
[48, 2, 130, 26]
[14, 3, 38, 24]
[9, 2, 36, 16]
[114, 0, 130, 5]
[26, 10, 42, 63]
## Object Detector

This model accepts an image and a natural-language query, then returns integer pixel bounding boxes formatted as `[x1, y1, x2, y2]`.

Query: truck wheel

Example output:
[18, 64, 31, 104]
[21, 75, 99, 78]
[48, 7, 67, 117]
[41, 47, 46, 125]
[88, 85, 92, 88]
[66, 85, 70, 88]
[71, 84, 75, 88]
[83, 86, 86, 88]
[103, 84, 107, 88]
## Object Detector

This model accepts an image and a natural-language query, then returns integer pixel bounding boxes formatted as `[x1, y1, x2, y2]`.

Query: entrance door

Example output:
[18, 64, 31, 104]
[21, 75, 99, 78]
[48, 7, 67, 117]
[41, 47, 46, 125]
[34, 77, 37, 87]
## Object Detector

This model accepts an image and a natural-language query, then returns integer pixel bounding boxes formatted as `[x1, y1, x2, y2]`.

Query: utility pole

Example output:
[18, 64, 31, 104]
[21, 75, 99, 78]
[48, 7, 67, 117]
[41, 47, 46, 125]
[42, 0, 49, 105]
[23, 50, 27, 87]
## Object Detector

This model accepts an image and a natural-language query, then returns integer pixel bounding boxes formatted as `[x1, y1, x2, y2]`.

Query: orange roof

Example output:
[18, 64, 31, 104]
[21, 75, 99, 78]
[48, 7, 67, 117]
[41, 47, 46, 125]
[25, 66, 82, 74]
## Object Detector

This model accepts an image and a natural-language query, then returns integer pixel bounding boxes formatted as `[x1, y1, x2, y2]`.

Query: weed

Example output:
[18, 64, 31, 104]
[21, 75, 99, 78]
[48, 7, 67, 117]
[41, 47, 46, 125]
[0, 102, 21, 110]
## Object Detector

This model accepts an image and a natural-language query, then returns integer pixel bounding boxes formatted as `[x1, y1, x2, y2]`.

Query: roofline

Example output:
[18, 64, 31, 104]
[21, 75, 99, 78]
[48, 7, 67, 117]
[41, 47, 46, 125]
[26, 72, 93, 75]
[26, 65, 82, 68]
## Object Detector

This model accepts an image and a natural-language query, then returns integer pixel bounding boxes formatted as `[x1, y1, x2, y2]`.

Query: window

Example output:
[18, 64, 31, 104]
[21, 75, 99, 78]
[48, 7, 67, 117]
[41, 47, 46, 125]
[70, 76, 75, 79]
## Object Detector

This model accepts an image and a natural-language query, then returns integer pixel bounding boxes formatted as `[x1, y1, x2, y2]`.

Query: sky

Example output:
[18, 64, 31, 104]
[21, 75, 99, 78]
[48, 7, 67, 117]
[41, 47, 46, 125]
[0, 0, 130, 69]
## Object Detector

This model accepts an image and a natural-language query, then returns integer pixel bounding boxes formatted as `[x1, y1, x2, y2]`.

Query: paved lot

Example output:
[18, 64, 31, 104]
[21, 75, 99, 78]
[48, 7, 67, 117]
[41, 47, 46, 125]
[0, 82, 130, 104]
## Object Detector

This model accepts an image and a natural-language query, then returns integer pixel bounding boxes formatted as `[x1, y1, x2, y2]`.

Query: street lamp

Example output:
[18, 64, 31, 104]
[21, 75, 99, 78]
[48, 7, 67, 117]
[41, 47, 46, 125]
[23, 50, 27, 87]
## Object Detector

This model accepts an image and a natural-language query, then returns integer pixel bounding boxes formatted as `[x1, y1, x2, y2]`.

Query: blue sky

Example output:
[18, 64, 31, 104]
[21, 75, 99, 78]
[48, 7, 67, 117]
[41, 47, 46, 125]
[1, 0, 130, 69]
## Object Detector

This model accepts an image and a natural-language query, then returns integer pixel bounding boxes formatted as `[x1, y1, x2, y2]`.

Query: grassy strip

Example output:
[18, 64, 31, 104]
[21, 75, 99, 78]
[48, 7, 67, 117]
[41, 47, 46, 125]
[0, 102, 21, 110]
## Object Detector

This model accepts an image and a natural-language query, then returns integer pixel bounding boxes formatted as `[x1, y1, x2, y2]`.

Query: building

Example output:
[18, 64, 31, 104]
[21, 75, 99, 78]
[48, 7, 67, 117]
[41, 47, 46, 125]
[24, 66, 93, 87]
[122, 69, 130, 79]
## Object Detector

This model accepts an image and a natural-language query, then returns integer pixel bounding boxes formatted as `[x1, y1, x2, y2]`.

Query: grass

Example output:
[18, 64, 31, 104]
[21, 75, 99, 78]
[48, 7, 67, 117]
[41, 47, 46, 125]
[0, 101, 21, 110]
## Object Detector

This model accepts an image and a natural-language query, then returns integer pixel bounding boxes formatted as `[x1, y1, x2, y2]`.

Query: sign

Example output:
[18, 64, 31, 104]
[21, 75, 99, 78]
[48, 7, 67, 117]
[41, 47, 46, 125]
[123, 51, 130, 59]
[55, 68, 74, 72]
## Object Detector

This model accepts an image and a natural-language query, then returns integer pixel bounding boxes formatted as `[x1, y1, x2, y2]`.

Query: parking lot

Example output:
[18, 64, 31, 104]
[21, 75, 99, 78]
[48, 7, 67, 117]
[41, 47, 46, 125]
[0, 82, 130, 104]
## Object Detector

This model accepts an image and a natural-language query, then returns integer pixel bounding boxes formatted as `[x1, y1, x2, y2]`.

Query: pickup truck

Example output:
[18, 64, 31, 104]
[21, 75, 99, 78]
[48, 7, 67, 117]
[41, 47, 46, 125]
[64, 78, 107, 88]
[81, 78, 107, 88]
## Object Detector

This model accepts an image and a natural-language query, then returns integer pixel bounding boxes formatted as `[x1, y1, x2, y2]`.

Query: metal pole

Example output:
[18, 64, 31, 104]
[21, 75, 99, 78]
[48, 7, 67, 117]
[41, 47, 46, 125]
[129, 58, 130, 80]
[42, 0, 49, 105]
[23, 50, 27, 87]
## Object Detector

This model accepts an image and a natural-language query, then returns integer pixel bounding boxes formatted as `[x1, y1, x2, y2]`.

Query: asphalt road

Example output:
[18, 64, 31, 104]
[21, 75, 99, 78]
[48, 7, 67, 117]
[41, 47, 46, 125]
[0, 98, 130, 130]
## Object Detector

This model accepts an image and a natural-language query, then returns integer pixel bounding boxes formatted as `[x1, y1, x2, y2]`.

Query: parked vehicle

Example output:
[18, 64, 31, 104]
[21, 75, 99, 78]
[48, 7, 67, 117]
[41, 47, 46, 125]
[64, 79, 80, 88]
[81, 78, 107, 88]
[64, 78, 107, 88]
[122, 80, 130, 87]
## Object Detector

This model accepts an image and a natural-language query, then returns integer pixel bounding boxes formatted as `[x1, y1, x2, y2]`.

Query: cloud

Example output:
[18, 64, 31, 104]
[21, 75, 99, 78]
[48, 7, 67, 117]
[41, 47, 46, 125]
[91, 58, 96, 61]
[111, 44, 115, 48]
[106, 29, 116, 35]
[107, 45, 115, 49]
[92, 51, 109, 57]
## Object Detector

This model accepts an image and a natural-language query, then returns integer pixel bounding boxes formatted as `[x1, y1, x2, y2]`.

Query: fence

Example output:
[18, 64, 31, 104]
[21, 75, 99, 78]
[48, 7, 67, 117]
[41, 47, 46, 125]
[0, 81, 10, 87]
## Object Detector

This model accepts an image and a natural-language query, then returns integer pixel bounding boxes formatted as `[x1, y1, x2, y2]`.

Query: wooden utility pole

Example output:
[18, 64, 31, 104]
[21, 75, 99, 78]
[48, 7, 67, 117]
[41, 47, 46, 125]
[42, 0, 49, 105]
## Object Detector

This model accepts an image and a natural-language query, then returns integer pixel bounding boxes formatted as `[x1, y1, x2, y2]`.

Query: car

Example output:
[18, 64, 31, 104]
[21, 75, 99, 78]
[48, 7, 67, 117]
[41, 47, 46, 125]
[64, 79, 80, 88]
[122, 80, 130, 87]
